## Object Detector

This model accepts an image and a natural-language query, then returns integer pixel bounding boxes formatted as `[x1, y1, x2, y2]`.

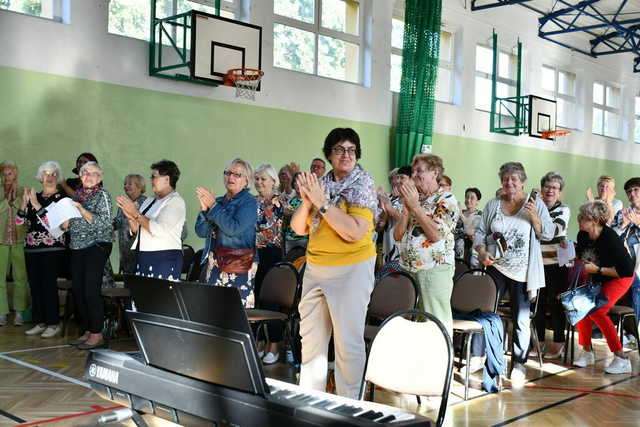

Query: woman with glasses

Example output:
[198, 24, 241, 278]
[116, 160, 185, 281]
[291, 128, 378, 399]
[195, 158, 257, 307]
[532, 172, 571, 359]
[17, 162, 68, 338]
[65, 162, 113, 350]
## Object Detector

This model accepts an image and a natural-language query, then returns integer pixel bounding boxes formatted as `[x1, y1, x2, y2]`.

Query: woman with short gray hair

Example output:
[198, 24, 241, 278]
[113, 174, 147, 274]
[533, 172, 571, 359]
[474, 161, 553, 387]
[17, 161, 68, 337]
[573, 200, 634, 373]
[195, 158, 257, 307]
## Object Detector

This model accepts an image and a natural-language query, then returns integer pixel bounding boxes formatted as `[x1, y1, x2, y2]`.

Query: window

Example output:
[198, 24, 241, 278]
[540, 65, 577, 129]
[634, 96, 640, 143]
[273, 0, 364, 84]
[108, 0, 240, 41]
[389, 18, 454, 103]
[592, 82, 622, 139]
[475, 45, 517, 111]
[0, 0, 65, 22]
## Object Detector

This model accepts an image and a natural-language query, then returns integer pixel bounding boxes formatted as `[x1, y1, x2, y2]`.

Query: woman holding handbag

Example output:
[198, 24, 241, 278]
[195, 158, 257, 307]
[574, 200, 634, 373]
[116, 160, 185, 280]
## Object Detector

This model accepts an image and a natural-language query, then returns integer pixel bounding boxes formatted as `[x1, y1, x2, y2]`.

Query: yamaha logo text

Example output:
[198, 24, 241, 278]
[89, 363, 119, 385]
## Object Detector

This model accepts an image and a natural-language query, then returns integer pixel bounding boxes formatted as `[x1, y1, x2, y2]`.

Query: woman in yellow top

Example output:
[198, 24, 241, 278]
[291, 128, 378, 399]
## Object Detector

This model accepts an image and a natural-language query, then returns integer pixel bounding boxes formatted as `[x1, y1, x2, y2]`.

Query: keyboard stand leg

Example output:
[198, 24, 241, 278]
[131, 411, 149, 427]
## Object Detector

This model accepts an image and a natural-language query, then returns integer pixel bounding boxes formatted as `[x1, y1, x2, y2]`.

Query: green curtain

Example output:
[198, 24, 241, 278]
[393, 0, 442, 167]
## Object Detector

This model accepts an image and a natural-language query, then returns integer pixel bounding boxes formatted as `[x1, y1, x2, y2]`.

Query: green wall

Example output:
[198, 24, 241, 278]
[0, 66, 391, 263]
[2, 65, 637, 262]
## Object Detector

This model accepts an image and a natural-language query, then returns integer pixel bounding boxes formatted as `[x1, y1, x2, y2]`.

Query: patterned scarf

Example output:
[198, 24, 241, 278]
[75, 185, 101, 202]
[311, 164, 378, 233]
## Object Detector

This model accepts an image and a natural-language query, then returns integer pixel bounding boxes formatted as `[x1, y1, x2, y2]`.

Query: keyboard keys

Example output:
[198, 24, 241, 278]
[357, 410, 385, 420]
[377, 414, 397, 423]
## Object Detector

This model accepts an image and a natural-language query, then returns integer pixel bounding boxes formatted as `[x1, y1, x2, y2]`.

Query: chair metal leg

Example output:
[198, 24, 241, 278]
[531, 326, 543, 367]
[464, 332, 472, 401]
[415, 395, 421, 405]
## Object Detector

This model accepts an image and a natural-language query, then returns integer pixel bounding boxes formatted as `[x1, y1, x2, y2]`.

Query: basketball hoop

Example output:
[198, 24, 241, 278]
[225, 68, 264, 101]
[540, 129, 571, 139]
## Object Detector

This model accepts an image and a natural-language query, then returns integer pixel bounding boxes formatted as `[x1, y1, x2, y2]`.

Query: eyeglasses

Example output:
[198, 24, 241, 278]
[81, 171, 100, 177]
[332, 146, 357, 156]
[224, 170, 243, 179]
[626, 187, 640, 194]
[43, 171, 59, 177]
[543, 184, 561, 191]
[149, 174, 164, 180]
[311, 164, 325, 170]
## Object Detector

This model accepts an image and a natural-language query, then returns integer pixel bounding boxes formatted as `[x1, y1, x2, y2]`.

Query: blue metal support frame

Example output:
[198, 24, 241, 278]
[472, 0, 640, 72]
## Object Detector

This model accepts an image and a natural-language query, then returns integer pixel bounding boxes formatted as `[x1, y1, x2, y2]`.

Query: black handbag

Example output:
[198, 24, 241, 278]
[559, 262, 608, 325]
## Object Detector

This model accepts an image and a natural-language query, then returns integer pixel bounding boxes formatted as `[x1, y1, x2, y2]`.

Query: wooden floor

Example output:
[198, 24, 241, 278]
[0, 313, 638, 427]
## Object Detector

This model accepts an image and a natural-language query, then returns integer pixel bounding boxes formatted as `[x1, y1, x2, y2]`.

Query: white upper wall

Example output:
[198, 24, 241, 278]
[2, 0, 640, 164]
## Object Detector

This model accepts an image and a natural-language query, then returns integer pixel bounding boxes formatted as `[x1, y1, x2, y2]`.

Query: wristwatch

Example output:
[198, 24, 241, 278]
[319, 203, 331, 215]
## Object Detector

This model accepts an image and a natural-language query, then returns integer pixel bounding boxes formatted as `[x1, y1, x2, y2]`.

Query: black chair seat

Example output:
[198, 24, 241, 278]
[610, 305, 634, 316]
[101, 288, 131, 298]
[364, 324, 380, 341]
[245, 309, 288, 322]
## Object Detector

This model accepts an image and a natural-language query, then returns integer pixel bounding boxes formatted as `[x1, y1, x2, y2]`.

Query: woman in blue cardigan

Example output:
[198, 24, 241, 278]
[195, 158, 257, 307]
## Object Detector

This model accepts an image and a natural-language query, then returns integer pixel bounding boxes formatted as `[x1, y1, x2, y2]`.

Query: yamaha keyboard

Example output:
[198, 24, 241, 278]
[85, 350, 434, 427]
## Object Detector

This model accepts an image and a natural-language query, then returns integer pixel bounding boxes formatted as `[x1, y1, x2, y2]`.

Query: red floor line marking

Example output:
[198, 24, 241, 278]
[525, 384, 640, 399]
[16, 405, 123, 426]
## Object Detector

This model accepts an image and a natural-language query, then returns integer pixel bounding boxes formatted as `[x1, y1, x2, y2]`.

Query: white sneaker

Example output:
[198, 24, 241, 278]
[13, 312, 24, 326]
[262, 352, 279, 365]
[25, 324, 46, 336]
[529, 344, 546, 358]
[604, 356, 632, 374]
[41, 325, 61, 338]
[544, 344, 565, 360]
[460, 356, 485, 377]
[573, 351, 595, 368]
[257, 350, 265, 358]
[510, 363, 526, 389]
[0, 314, 7, 326]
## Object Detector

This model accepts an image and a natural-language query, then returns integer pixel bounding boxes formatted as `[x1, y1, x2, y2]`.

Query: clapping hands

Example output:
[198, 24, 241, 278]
[195, 187, 216, 211]
[296, 172, 327, 209]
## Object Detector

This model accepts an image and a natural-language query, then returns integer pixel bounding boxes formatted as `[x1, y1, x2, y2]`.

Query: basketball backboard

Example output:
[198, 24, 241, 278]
[190, 12, 262, 86]
[528, 95, 557, 138]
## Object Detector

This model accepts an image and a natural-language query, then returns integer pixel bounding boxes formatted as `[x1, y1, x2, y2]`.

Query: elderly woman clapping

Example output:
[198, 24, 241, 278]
[474, 162, 553, 387]
[66, 162, 113, 350]
[195, 158, 258, 307]
[17, 162, 68, 338]
[113, 174, 147, 274]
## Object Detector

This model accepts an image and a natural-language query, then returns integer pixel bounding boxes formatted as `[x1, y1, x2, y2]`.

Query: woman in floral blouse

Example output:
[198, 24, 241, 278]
[394, 154, 459, 334]
[17, 161, 68, 338]
[254, 164, 286, 364]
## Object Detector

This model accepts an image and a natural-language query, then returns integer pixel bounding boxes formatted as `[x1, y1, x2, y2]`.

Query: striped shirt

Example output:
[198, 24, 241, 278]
[540, 202, 571, 265]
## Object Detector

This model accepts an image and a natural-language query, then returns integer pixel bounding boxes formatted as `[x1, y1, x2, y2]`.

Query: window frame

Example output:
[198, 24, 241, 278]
[108, 0, 242, 42]
[474, 44, 517, 113]
[592, 81, 622, 139]
[273, 0, 366, 84]
[389, 21, 455, 104]
[0, 0, 67, 23]
[540, 64, 578, 130]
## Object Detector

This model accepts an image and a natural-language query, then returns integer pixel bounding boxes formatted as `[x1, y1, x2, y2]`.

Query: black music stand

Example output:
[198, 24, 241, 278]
[124, 275, 186, 319]
[128, 310, 269, 397]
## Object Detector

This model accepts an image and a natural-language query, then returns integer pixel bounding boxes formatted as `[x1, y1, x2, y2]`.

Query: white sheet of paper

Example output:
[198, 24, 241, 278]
[44, 198, 82, 238]
[557, 240, 575, 267]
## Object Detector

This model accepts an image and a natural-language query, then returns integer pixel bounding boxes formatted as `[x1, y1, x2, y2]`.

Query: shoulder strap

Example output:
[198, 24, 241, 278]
[135, 198, 158, 253]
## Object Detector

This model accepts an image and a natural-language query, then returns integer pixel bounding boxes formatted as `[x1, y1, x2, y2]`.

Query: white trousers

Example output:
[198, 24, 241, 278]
[298, 257, 376, 399]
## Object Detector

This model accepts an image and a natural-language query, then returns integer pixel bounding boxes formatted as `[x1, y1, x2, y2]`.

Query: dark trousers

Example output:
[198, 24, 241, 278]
[254, 245, 283, 304]
[534, 264, 568, 343]
[489, 267, 531, 364]
[70, 243, 112, 334]
[25, 250, 65, 326]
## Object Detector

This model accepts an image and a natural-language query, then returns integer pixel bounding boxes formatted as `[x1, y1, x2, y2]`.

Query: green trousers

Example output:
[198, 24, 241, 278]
[413, 263, 454, 335]
[0, 243, 28, 315]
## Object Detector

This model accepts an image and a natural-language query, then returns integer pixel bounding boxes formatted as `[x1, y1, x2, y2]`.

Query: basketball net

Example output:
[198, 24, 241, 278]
[225, 68, 264, 101]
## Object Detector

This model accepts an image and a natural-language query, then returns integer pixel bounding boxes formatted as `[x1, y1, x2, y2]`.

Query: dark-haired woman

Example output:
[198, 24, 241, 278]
[455, 187, 482, 266]
[60, 152, 98, 197]
[116, 160, 186, 280]
[292, 128, 378, 399]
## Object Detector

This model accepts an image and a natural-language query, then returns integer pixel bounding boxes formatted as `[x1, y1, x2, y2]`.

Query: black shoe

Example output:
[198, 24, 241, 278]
[77, 339, 106, 350]
[69, 337, 88, 346]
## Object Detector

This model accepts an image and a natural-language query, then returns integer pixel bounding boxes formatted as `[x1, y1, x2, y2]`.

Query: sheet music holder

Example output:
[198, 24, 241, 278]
[127, 310, 269, 397]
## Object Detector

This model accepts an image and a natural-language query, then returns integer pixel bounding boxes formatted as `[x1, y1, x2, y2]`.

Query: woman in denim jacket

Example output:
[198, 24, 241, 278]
[195, 158, 257, 307]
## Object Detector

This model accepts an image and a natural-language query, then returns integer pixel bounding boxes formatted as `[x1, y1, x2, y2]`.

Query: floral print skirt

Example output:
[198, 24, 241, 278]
[205, 251, 256, 308]
[135, 249, 183, 281]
